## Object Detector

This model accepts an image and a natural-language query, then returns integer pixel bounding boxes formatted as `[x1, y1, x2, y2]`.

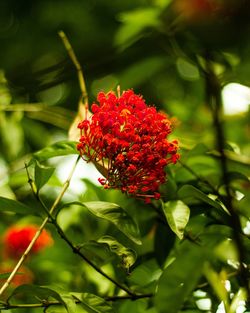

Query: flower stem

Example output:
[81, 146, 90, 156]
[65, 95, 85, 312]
[58, 30, 88, 118]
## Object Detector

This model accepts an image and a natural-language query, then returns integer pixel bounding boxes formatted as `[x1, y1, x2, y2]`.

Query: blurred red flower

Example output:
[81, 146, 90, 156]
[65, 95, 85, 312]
[3, 225, 53, 259]
[0, 262, 34, 286]
[77, 89, 179, 202]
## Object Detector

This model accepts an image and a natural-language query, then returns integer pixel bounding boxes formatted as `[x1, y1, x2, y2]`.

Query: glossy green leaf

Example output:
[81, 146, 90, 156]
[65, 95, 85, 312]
[155, 242, 206, 313]
[33, 141, 78, 161]
[84, 201, 141, 245]
[62, 201, 141, 245]
[162, 200, 190, 239]
[35, 160, 55, 190]
[178, 185, 222, 210]
[0, 196, 37, 215]
[71, 293, 115, 313]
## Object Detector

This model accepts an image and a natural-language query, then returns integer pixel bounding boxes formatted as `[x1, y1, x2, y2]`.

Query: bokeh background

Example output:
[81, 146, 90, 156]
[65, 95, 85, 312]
[0, 1, 250, 312]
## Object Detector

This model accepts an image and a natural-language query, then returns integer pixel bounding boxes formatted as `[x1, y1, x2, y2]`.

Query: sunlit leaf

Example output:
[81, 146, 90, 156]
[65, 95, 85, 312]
[214, 239, 239, 267]
[229, 288, 247, 313]
[35, 160, 55, 190]
[33, 141, 78, 161]
[162, 200, 190, 239]
[155, 242, 206, 313]
[203, 263, 229, 307]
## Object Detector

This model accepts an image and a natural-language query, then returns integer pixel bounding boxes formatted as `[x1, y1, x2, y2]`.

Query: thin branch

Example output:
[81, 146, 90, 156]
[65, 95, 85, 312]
[0, 157, 79, 297]
[26, 166, 138, 296]
[105, 293, 153, 301]
[58, 30, 89, 117]
[0, 293, 154, 310]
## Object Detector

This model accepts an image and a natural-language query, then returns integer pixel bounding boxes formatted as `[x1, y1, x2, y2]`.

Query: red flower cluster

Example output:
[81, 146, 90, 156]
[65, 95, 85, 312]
[77, 89, 179, 202]
[3, 225, 53, 259]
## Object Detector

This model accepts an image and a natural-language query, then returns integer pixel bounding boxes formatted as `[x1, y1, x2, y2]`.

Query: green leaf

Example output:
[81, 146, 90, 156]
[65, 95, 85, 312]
[229, 288, 247, 313]
[81, 236, 136, 270]
[80, 240, 114, 266]
[203, 263, 229, 307]
[115, 8, 160, 48]
[129, 259, 162, 289]
[178, 185, 223, 210]
[35, 160, 55, 190]
[9, 285, 68, 310]
[62, 201, 141, 245]
[0, 196, 37, 215]
[71, 293, 115, 313]
[33, 141, 78, 161]
[45, 307, 68, 313]
[85, 201, 141, 245]
[97, 235, 136, 270]
[162, 200, 190, 239]
[155, 242, 206, 313]
[227, 171, 250, 183]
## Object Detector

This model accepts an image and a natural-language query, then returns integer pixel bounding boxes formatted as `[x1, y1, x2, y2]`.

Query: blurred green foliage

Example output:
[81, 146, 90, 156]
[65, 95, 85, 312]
[0, 0, 250, 312]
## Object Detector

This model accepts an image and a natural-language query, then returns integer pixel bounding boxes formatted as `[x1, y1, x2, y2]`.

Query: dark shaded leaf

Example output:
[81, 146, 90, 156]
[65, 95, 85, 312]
[0, 196, 37, 215]
[154, 222, 176, 267]
[178, 185, 222, 210]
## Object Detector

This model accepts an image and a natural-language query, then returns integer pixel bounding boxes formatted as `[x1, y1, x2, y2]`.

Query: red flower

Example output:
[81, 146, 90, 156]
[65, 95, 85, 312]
[77, 89, 179, 202]
[3, 225, 53, 259]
